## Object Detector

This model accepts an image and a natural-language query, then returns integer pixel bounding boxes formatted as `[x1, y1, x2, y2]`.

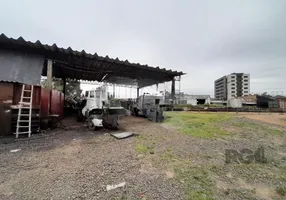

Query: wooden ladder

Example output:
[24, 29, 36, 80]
[15, 85, 34, 138]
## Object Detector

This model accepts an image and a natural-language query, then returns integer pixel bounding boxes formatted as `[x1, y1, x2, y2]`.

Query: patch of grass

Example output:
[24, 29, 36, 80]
[164, 112, 231, 138]
[175, 166, 215, 200]
[276, 166, 286, 182]
[135, 144, 149, 153]
[232, 120, 284, 135]
[161, 152, 176, 162]
[135, 135, 147, 140]
[276, 186, 286, 196]
[267, 128, 284, 134]
[231, 121, 261, 129]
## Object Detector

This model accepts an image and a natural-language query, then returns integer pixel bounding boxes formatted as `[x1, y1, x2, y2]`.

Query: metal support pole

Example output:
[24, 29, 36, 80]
[47, 60, 53, 90]
[137, 87, 140, 98]
[156, 83, 159, 91]
[113, 84, 115, 99]
[63, 78, 66, 106]
[171, 78, 175, 106]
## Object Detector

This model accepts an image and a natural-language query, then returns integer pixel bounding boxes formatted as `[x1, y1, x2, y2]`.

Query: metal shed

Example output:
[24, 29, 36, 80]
[0, 33, 185, 135]
[0, 33, 184, 89]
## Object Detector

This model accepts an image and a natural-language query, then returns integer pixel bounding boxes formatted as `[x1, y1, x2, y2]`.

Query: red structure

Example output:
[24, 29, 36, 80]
[41, 88, 64, 118]
[0, 82, 64, 135]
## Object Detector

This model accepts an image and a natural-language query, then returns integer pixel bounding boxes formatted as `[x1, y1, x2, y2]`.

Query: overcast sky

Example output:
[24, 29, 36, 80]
[1, 0, 286, 97]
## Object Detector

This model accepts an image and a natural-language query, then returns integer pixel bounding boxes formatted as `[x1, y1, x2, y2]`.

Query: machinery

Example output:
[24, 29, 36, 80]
[131, 93, 164, 122]
[67, 86, 127, 130]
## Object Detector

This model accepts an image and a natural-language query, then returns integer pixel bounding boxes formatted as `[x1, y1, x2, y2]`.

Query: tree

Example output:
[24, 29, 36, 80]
[65, 81, 82, 97]
[41, 78, 82, 97]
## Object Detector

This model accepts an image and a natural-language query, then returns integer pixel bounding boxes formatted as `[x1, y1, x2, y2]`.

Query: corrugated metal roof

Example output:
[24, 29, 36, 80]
[0, 34, 185, 87]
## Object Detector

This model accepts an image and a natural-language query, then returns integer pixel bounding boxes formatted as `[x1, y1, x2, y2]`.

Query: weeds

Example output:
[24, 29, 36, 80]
[135, 144, 150, 153]
[164, 112, 231, 138]
[175, 166, 215, 200]
[276, 186, 286, 196]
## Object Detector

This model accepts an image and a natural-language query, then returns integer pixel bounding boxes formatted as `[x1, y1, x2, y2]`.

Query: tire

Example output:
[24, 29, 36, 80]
[88, 115, 97, 130]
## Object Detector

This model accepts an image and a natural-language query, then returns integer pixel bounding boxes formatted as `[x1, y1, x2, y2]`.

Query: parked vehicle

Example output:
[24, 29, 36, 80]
[67, 86, 127, 130]
[131, 93, 164, 122]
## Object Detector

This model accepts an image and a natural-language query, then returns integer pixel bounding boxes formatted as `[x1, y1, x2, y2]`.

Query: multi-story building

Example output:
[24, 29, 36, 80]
[214, 73, 250, 100]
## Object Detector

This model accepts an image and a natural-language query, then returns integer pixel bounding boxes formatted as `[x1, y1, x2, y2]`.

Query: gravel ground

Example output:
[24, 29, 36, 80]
[0, 117, 186, 200]
[0, 114, 285, 200]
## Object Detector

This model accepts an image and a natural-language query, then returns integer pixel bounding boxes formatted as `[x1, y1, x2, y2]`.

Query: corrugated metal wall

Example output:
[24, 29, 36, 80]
[0, 50, 44, 85]
[40, 89, 64, 118]
[40, 88, 50, 118]
[50, 90, 64, 117]
[0, 82, 13, 135]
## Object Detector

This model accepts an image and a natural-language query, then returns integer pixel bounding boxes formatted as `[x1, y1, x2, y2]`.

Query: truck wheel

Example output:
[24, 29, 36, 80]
[88, 116, 97, 130]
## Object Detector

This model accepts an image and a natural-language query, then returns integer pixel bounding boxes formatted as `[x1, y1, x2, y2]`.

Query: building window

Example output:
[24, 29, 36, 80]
[231, 91, 235, 93]
[231, 87, 235, 89]
[96, 91, 100, 98]
[244, 83, 248, 86]
[244, 76, 248, 78]
[231, 83, 235, 86]
[231, 80, 235, 82]
[244, 87, 248, 89]
[90, 91, 95, 98]
[244, 80, 248, 82]
[231, 76, 235, 78]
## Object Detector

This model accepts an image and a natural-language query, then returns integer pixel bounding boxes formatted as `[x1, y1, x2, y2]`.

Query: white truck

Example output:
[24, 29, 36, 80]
[68, 86, 126, 130]
[132, 93, 164, 122]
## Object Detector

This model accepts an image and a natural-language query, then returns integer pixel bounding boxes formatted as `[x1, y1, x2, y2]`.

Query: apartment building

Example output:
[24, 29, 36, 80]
[214, 73, 250, 100]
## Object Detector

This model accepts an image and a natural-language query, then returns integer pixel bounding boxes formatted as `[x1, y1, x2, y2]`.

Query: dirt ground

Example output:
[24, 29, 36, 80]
[238, 112, 286, 127]
[0, 113, 285, 200]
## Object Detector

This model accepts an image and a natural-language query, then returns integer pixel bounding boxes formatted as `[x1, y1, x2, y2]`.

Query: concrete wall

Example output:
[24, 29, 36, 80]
[205, 97, 211, 104]
[228, 98, 242, 108]
[179, 95, 211, 106]
[214, 76, 227, 100]
[186, 99, 197, 105]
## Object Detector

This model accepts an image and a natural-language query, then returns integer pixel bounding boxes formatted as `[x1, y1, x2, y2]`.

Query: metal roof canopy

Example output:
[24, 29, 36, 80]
[0, 34, 185, 88]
